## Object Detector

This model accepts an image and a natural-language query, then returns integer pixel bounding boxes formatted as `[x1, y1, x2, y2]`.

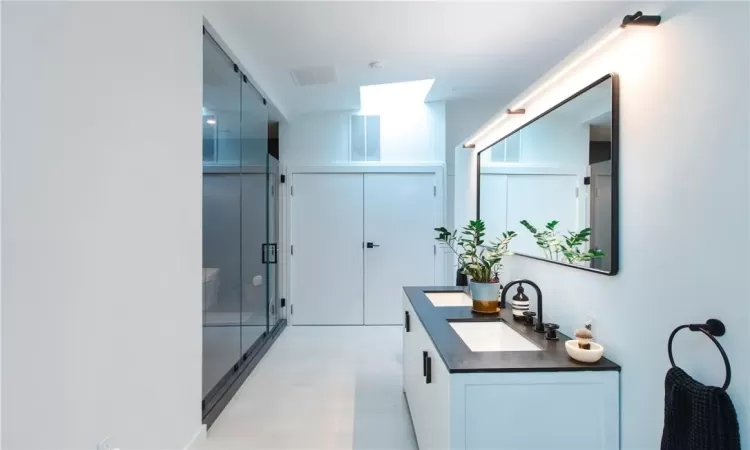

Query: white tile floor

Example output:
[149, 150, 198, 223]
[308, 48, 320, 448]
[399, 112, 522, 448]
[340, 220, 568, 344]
[199, 326, 418, 450]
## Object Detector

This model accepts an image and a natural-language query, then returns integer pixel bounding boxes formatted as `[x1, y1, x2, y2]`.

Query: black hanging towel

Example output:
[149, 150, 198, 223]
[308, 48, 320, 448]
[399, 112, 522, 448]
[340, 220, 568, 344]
[662, 319, 739, 450]
[661, 367, 740, 450]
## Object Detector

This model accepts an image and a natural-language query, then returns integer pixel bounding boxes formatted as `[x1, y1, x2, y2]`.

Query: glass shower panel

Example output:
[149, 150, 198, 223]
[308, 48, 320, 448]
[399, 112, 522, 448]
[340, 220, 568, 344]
[202, 32, 243, 399]
[240, 77, 269, 356]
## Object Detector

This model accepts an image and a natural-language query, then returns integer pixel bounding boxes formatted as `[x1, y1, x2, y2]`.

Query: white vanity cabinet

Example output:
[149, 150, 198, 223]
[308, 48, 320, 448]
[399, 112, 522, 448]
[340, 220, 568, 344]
[402, 292, 620, 450]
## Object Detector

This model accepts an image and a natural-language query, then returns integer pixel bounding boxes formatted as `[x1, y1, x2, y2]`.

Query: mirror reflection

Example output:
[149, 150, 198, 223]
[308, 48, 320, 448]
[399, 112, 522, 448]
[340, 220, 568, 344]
[478, 75, 617, 274]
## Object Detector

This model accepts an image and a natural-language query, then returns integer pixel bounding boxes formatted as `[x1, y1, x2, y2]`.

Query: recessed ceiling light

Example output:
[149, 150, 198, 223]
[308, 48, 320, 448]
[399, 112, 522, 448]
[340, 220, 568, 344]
[206, 118, 216, 125]
[359, 79, 435, 114]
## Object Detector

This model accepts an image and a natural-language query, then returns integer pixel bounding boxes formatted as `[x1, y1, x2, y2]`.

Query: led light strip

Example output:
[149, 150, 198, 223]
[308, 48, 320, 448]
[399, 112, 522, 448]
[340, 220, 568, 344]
[464, 11, 660, 149]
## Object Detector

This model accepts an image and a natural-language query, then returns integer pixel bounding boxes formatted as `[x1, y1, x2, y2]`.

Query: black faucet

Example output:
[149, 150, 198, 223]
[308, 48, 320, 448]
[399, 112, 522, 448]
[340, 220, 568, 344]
[501, 279, 545, 333]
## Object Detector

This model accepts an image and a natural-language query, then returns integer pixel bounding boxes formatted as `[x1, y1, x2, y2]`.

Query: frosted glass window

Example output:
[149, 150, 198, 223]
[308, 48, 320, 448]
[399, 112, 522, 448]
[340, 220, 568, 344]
[366, 115, 380, 161]
[505, 131, 521, 162]
[490, 131, 522, 162]
[350, 114, 381, 161]
[350, 115, 366, 161]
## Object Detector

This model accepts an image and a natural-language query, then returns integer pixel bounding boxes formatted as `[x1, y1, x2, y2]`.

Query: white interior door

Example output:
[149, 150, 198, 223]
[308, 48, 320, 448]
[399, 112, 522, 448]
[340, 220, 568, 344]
[291, 173, 364, 325]
[364, 173, 435, 325]
[590, 161, 612, 271]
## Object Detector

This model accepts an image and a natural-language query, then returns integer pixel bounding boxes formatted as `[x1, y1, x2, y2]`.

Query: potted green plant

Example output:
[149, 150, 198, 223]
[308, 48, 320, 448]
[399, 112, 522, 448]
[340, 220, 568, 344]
[435, 220, 516, 313]
[519, 220, 605, 264]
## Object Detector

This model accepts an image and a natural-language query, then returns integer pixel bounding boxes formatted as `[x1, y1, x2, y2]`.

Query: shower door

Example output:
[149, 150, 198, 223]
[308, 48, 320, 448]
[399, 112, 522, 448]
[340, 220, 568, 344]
[202, 28, 270, 414]
[239, 63, 269, 359]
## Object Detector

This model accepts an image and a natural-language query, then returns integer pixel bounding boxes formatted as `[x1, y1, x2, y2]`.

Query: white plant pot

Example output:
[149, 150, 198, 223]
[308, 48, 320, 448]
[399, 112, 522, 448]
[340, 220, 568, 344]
[468, 280, 501, 314]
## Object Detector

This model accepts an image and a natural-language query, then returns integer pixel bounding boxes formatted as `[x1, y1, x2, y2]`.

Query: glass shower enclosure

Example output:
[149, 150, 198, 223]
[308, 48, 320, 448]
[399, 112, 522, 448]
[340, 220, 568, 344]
[201, 29, 282, 423]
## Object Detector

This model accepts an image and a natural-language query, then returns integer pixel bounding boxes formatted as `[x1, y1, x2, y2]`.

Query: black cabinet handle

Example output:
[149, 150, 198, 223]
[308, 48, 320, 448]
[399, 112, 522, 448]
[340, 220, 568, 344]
[405, 311, 411, 332]
[425, 356, 432, 384]
[423, 351, 428, 376]
[366, 242, 380, 249]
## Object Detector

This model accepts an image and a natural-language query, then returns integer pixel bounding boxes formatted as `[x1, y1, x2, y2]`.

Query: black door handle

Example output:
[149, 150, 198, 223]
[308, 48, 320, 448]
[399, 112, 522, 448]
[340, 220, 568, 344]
[405, 311, 411, 332]
[425, 356, 432, 384]
[366, 242, 380, 248]
[423, 351, 428, 376]
[262, 243, 278, 264]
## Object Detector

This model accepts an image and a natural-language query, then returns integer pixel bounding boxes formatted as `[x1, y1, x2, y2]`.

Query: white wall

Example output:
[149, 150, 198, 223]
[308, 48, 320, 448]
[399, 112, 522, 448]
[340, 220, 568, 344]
[445, 97, 505, 176]
[444, 98, 506, 282]
[2, 3, 203, 449]
[459, 3, 750, 448]
[0, 1, 3, 445]
[280, 102, 446, 166]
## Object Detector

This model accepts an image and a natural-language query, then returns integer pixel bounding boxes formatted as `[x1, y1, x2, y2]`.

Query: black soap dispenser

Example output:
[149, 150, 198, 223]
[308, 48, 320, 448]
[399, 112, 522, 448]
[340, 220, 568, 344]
[511, 283, 530, 320]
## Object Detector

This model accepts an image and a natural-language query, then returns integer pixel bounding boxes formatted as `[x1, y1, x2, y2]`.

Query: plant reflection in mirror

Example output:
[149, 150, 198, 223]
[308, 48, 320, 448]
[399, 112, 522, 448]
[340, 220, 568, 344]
[520, 220, 605, 265]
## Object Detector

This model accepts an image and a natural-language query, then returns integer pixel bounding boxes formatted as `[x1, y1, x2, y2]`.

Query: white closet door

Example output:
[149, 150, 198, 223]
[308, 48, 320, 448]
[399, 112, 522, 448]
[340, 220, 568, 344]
[291, 173, 364, 325]
[364, 173, 435, 325]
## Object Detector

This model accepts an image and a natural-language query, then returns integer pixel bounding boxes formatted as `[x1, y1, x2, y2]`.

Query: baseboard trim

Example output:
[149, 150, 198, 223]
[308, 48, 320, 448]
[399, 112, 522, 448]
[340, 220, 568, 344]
[182, 424, 207, 450]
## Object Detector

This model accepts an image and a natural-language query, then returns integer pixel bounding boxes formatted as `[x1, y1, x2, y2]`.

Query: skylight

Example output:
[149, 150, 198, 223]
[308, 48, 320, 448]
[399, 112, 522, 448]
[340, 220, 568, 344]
[359, 79, 435, 114]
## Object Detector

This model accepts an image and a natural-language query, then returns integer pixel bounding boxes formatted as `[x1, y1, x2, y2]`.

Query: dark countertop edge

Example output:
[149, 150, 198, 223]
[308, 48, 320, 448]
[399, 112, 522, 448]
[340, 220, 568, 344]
[404, 286, 621, 374]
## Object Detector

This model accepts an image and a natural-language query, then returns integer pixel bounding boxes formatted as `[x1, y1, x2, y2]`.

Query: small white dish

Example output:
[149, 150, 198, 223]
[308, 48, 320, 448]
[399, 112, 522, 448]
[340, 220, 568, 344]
[565, 340, 604, 363]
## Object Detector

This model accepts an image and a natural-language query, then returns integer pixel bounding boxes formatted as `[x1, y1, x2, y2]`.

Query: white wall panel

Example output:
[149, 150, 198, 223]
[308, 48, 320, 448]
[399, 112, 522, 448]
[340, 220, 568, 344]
[2, 3, 203, 448]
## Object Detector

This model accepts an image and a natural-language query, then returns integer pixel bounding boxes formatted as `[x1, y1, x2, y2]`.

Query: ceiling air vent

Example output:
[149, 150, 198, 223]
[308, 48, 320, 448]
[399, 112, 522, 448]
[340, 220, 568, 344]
[290, 66, 338, 87]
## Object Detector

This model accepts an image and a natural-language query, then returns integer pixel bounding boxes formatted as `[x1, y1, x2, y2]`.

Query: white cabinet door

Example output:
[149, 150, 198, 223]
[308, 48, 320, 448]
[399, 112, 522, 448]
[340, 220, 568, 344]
[403, 297, 418, 397]
[419, 335, 451, 449]
[410, 313, 430, 449]
[403, 301, 451, 450]
[364, 174, 435, 325]
[290, 174, 364, 325]
[403, 300, 422, 436]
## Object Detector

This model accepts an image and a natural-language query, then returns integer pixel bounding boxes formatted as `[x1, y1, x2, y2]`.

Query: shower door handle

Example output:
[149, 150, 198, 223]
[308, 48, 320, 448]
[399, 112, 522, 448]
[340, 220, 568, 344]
[261, 243, 278, 264]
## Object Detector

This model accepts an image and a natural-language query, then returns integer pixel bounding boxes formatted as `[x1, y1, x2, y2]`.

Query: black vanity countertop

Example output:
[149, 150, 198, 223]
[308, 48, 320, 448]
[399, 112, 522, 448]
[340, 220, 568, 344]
[404, 286, 621, 373]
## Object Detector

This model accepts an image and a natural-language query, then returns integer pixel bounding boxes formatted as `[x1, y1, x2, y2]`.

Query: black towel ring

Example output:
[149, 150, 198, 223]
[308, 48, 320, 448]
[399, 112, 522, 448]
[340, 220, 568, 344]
[667, 319, 731, 390]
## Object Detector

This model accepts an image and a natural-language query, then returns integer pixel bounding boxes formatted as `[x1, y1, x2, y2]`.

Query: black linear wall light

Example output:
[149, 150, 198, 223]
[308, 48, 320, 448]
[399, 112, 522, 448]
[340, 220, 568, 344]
[621, 11, 662, 28]
[464, 11, 662, 149]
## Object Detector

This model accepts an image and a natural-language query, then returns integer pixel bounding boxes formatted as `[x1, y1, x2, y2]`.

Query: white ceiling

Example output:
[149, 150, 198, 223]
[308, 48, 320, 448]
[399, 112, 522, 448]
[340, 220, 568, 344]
[215, 1, 632, 118]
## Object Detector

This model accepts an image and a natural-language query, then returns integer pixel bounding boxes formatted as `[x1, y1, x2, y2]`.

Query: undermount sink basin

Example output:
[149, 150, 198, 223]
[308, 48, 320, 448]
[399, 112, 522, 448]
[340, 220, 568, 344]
[426, 291, 473, 307]
[450, 321, 541, 352]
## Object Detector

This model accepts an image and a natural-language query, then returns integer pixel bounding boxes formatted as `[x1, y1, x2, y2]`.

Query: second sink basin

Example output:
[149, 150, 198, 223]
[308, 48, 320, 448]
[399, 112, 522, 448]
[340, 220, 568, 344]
[425, 291, 472, 307]
[450, 321, 541, 352]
